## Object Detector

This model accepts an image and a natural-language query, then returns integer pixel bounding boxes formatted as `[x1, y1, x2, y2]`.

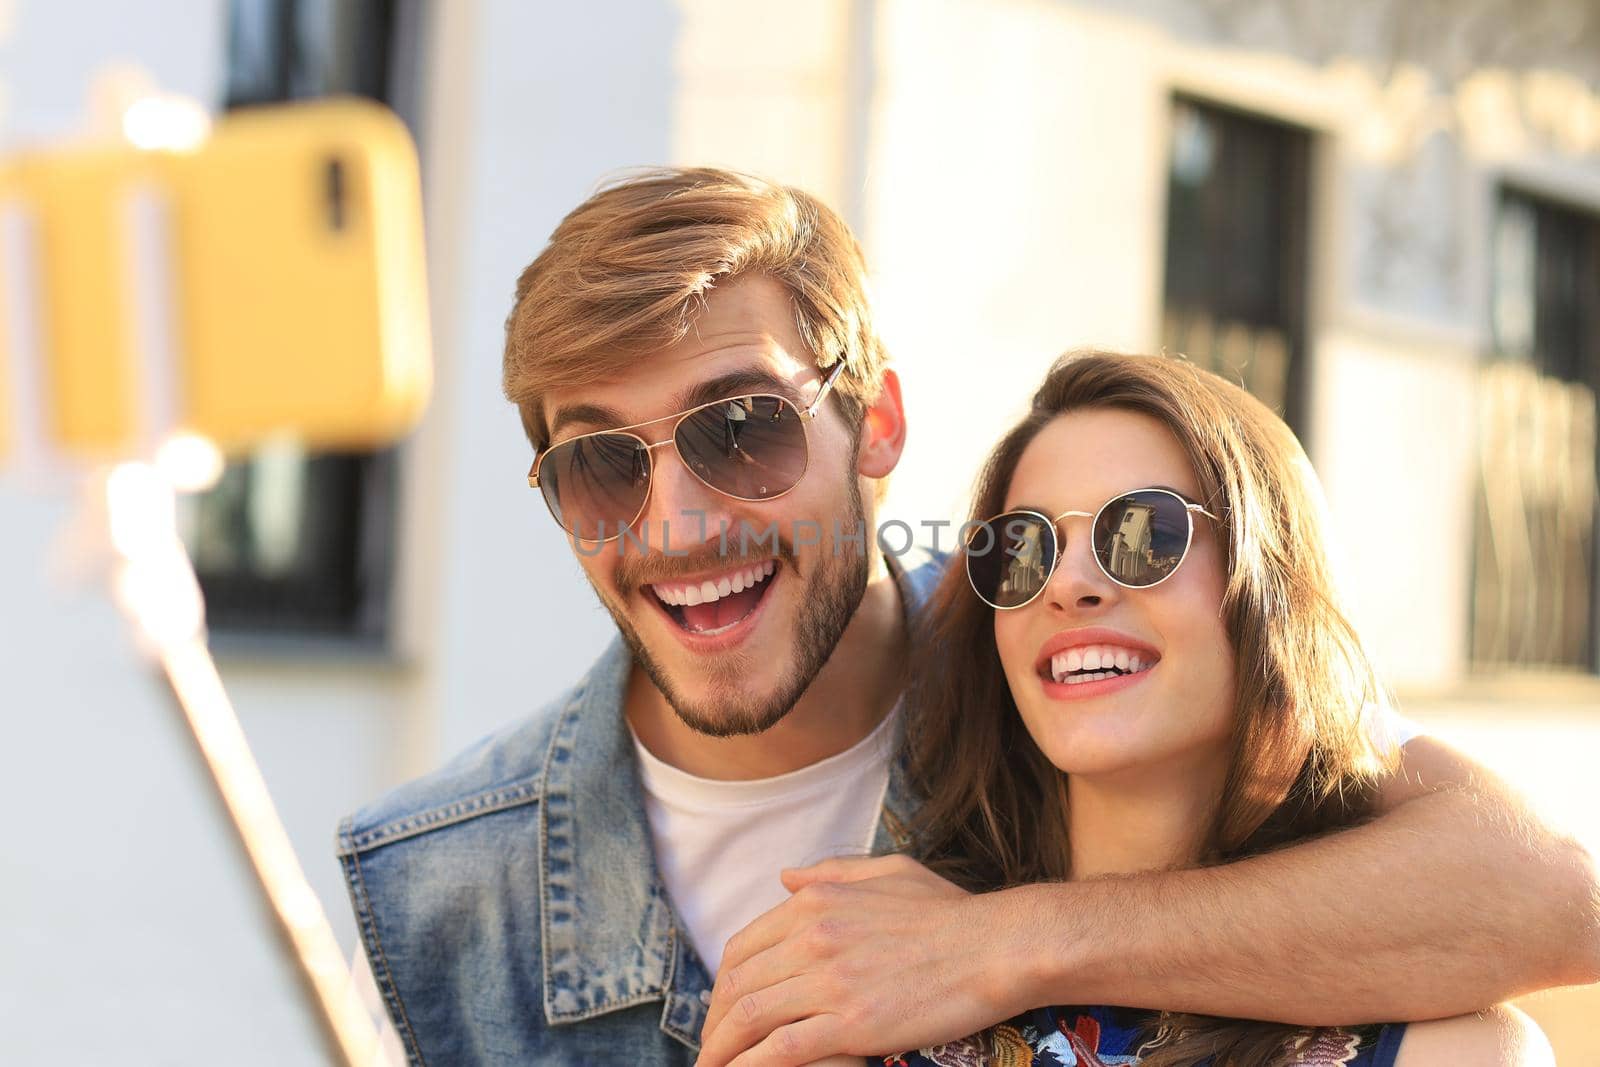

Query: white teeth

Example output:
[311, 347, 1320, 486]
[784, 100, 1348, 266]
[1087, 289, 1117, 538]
[651, 559, 778, 610]
[1046, 644, 1158, 684]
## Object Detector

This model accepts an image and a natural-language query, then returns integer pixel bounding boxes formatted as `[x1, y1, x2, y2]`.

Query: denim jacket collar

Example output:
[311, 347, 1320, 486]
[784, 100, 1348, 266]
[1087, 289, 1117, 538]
[538, 636, 706, 1039]
[539, 546, 944, 1043]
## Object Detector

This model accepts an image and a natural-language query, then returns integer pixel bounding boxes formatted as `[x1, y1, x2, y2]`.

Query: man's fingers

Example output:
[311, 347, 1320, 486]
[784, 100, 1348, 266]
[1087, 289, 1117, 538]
[724, 1014, 849, 1067]
[694, 976, 823, 1067]
[717, 876, 862, 978]
[714, 891, 804, 986]
[781, 853, 917, 891]
[703, 916, 837, 1048]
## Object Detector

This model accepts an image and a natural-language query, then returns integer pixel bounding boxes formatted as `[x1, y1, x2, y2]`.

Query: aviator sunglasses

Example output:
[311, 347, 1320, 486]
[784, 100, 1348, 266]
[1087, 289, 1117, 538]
[528, 361, 846, 542]
[965, 487, 1222, 609]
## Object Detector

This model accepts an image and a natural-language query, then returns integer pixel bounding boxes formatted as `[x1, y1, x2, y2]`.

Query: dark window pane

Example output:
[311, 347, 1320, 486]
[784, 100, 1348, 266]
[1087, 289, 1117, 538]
[1471, 190, 1600, 672]
[1161, 97, 1311, 434]
[225, 0, 397, 106]
[189, 0, 407, 643]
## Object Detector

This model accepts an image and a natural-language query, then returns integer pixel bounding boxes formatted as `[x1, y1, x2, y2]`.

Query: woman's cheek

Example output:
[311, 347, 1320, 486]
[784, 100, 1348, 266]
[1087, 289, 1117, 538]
[992, 613, 1030, 686]
[1187, 622, 1237, 747]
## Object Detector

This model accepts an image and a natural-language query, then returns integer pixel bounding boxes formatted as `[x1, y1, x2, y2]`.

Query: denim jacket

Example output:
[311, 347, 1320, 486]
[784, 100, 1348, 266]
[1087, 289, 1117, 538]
[337, 547, 946, 1066]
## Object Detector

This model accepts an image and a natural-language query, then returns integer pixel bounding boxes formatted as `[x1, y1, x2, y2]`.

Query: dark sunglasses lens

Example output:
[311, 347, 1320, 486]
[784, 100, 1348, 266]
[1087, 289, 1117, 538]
[674, 396, 809, 500]
[1093, 490, 1193, 586]
[966, 512, 1057, 608]
[539, 433, 650, 541]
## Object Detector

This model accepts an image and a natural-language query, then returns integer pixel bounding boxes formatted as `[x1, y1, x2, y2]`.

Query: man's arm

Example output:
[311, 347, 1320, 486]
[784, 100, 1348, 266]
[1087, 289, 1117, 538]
[694, 738, 1599, 1067]
[1024, 736, 1598, 1023]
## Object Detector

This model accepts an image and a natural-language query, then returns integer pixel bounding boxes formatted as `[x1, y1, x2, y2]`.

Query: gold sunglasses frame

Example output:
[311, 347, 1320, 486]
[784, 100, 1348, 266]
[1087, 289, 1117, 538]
[527, 360, 847, 543]
[967, 487, 1222, 608]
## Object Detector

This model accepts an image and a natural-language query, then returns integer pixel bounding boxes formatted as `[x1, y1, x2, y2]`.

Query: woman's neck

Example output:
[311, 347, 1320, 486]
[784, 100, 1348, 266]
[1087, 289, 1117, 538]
[1065, 750, 1230, 881]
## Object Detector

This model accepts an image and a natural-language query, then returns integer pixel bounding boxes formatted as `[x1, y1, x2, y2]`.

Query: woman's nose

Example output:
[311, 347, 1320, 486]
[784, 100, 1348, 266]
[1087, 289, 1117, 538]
[1041, 526, 1116, 613]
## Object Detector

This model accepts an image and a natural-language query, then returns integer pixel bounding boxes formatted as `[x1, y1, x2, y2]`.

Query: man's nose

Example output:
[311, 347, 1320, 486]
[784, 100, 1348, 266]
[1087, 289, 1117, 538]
[636, 442, 736, 545]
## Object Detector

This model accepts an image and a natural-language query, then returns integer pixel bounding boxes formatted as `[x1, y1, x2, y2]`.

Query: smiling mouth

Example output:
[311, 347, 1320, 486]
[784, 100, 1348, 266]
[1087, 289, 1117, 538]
[647, 559, 778, 637]
[1039, 644, 1159, 686]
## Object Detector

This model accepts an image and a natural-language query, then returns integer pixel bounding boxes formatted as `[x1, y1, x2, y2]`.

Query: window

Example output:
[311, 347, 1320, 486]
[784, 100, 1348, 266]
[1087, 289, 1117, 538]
[1161, 96, 1312, 435]
[184, 0, 416, 644]
[1470, 188, 1600, 673]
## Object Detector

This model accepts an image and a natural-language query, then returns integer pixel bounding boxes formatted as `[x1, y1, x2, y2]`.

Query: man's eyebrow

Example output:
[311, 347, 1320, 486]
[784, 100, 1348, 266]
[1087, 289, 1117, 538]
[671, 368, 795, 411]
[546, 368, 797, 444]
[548, 402, 627, 440]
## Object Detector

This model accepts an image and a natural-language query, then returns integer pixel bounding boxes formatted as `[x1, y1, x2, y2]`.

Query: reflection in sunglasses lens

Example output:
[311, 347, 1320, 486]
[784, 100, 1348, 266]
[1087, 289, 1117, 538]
[541, 432, 651, 541]
[966, 512, 1057, 608]
[539, 394, 817, 540]
[674, 395, 808, 501]
[1094, 491, 1190, 586]
[966, 491, 1203, 606]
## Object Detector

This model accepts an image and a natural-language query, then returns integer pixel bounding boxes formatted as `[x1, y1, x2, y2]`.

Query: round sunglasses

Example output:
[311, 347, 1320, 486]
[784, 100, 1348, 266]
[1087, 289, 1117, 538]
[965, 487, 1222, 608]
[528, 362, 845, 542]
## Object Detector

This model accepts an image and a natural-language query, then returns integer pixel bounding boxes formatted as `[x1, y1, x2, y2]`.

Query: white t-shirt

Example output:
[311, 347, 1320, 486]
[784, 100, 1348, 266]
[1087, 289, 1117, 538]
[631, 706, 900, 975]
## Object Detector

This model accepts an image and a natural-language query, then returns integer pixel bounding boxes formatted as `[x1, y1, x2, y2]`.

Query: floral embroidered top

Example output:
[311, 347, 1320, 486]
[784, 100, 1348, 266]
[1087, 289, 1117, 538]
[883, 1004, 1406, 1067]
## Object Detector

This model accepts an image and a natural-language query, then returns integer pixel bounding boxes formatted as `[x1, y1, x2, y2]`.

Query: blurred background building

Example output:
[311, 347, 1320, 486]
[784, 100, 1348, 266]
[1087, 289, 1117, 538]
[1, 0, 1596, 1062]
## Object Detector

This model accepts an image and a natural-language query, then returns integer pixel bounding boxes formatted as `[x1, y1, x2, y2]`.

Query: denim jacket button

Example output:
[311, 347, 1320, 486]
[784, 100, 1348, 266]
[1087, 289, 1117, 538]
[699, 990, 712, 1006]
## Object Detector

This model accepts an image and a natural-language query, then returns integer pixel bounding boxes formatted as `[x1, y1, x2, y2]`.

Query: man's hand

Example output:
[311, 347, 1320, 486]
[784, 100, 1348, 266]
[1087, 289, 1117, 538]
[694, 855, 1021, 1067]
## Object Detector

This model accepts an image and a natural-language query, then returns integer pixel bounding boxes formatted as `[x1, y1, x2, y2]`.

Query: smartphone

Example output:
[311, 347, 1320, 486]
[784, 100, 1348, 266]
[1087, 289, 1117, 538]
[0, 97, 432, 463]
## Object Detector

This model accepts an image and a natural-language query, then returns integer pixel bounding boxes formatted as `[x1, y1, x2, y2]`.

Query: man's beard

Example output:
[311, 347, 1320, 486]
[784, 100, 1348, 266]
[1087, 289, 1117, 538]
[600, 474, 870, 738]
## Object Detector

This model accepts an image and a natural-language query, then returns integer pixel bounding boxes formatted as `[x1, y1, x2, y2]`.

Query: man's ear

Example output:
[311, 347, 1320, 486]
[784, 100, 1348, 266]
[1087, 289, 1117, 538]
[856, 367, 906, 479]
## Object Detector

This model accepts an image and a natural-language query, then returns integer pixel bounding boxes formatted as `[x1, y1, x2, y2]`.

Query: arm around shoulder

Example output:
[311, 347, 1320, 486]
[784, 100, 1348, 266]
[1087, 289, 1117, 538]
[1004, 734, 1600, 1025]
[1392, 1006, 1554, 1067]
[1379, 734, 1600, 991]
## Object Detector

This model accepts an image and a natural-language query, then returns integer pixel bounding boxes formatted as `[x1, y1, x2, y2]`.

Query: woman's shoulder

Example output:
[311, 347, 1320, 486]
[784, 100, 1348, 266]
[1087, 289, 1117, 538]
[1391, 1006, 1553, 1067]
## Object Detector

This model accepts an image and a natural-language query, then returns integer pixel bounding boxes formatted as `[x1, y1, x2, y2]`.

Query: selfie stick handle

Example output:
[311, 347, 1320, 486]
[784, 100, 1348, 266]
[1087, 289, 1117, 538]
[104, 462, 385, 1067]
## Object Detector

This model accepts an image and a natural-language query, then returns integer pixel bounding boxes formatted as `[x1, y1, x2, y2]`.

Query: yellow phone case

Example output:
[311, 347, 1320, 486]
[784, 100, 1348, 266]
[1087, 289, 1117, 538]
[0, 97, 431, 463]
[170, 98, 432, 452]
[0, 146, 154, 457]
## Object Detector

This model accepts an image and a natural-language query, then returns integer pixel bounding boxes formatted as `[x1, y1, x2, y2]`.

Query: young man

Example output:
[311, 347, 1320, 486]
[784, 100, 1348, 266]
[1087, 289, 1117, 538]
[338, 168, 1599, 1066]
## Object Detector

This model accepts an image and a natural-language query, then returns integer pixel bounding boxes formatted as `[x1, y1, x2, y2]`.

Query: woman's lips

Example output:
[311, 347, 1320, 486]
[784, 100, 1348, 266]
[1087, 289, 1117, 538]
[1038, 662, 1155, 701]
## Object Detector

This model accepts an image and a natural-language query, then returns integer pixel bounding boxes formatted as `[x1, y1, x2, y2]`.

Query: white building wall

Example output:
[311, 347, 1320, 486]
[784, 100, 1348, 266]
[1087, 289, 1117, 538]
[867, 1, 1171, 528]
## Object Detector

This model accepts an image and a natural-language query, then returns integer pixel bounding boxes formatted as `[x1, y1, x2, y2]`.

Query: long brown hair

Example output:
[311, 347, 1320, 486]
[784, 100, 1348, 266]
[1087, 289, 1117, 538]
[905, 352, 1399, 1066]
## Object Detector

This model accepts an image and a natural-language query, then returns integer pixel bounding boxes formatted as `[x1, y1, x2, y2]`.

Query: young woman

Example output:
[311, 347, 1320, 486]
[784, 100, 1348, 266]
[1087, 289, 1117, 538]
[892, 352, 1551, 1066]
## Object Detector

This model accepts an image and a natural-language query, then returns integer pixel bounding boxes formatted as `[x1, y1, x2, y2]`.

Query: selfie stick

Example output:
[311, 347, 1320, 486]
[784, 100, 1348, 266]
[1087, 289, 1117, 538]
[105, 458, 387, 1067]
[1, 169, 386, 1065]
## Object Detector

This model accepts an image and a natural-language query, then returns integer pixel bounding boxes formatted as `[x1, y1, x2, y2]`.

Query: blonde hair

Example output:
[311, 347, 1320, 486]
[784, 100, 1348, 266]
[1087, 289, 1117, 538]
[503, 167, 888, 447]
